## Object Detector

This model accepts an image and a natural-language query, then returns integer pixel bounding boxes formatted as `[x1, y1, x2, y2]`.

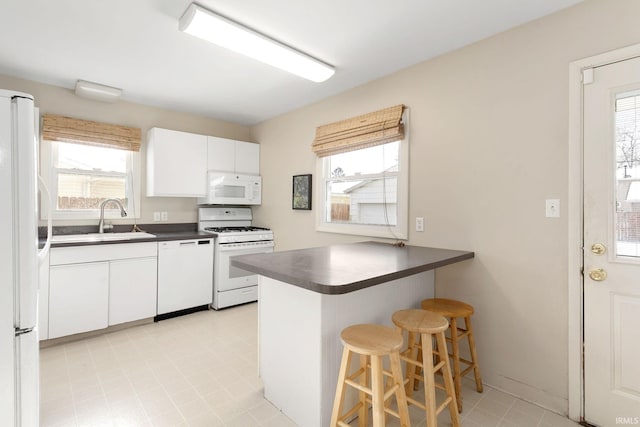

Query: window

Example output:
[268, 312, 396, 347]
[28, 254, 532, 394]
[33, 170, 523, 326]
[40, 114, 142, 220]
[48, 141, 138, 218]
[615, 93, 640, 256]
[313, 105, 408, 239]
[316, 138, 408, 239]
[312, 104, 408, 238]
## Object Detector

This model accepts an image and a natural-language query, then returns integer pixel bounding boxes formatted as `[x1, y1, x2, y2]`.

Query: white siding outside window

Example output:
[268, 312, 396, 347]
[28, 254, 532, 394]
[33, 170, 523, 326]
[316, 139, 408, 239]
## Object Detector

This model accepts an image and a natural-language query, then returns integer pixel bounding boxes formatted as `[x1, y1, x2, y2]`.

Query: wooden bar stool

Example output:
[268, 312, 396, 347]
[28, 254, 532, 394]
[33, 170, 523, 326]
[421, 298, 483, 412]
[392, 309, 459, 427]
[331, 324, 411, 427]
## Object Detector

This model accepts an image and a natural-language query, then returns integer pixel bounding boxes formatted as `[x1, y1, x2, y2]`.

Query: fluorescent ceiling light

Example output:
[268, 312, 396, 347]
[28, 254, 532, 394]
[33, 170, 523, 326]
[179, 3, 335, 83]
[75, 80, 122, 103]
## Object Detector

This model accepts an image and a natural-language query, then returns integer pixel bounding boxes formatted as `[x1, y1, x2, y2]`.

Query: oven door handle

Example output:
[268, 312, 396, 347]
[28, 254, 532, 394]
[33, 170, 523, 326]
[216, 240, 274, 252]
[218, 244, 274, 252]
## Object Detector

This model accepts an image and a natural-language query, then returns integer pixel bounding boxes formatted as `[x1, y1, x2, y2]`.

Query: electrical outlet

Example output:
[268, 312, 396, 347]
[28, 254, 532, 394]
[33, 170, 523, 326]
[161, 211, 168, 221]
[153, 212, 160, 221]
[415, 217, 424, 232]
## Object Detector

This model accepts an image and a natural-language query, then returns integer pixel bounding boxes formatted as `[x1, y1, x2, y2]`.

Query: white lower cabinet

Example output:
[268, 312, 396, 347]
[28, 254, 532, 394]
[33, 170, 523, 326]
[49, 262, 109, 339]
[48, 242, 158, 339]
[109, 257, 158, 326]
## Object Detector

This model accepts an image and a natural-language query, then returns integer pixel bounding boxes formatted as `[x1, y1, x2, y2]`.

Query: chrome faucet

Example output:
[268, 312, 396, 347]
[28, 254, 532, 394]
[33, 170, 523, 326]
[98, 198, 127, 233]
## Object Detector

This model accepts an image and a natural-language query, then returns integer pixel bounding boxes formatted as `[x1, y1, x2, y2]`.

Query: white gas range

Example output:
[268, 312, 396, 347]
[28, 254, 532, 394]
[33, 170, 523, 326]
[198, 207, 274, 309]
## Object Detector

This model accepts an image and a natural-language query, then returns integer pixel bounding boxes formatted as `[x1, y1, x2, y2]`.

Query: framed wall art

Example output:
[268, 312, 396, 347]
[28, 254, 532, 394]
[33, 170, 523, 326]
[292, 174, 312, 210]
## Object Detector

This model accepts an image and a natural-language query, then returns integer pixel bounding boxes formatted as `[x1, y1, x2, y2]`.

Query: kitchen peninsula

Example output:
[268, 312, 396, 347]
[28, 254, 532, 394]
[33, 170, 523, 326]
[231, 241, 474, 427]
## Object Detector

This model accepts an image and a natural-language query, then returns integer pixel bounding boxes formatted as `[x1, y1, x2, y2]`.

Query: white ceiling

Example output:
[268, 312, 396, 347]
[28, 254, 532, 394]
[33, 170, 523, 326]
[0, 0, 583, 125]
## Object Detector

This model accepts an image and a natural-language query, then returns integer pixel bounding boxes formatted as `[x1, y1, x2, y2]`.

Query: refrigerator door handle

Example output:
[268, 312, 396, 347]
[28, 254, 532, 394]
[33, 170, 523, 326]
[37, 175, 51, 262]
[14, 95, 38, 330]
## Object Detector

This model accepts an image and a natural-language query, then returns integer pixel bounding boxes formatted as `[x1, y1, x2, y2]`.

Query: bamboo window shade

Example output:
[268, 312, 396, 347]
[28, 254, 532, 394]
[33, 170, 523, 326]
[41, 114, 141, 152]
[311, 104, 405, 157]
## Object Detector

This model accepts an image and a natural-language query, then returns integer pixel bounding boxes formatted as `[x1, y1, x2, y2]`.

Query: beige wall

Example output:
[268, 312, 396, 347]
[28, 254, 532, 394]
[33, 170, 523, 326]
[0, 73, 252, 226]
[250, 0, 640, 413]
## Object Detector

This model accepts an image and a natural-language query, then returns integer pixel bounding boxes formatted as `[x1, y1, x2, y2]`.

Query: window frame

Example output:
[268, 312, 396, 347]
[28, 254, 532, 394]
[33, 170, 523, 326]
[315, 135, 409, 239]
[40, 140, 142, 221]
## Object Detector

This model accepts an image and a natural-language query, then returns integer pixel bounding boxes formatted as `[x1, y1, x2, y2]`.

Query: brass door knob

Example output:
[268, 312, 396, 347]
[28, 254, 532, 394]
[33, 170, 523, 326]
[588, 268, 607, 282]
[590, 243, 606, 255]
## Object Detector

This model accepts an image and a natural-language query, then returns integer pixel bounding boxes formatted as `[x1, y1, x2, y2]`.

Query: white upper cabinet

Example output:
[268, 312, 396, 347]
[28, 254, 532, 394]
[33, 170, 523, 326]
[235, 140, 260, 175]
[207, 136, 260, 175]
[147, 127, 208, 197]
[207, 136, 235, 173]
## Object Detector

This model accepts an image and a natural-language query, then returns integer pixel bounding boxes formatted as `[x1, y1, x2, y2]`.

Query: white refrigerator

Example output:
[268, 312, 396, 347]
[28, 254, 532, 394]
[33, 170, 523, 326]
[0, 89, 46, 426]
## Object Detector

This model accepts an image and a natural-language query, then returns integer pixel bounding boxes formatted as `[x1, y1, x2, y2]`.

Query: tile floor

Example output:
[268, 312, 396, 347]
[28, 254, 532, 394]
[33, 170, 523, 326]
[40, 303, 579, 427]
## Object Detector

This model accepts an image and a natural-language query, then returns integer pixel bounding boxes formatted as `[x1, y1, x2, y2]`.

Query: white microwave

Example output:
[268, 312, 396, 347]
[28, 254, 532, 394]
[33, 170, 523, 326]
[197, 172, 262, 205]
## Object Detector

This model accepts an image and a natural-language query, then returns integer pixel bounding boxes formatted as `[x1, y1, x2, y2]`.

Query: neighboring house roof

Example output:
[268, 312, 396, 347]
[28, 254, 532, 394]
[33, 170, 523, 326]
[343, 164, 399, 193]
[344, 180, 367, 193]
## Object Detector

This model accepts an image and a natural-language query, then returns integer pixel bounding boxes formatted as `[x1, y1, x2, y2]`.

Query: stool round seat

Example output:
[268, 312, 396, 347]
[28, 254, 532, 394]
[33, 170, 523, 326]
[392, 309, 449, 334]
[341, 324, 403, 356]
[421, 298, 474, 318]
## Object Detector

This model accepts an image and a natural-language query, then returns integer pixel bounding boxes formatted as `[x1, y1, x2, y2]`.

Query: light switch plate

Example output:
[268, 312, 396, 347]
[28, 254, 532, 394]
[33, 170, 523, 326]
[546, 199, 560, 218]
[153, 212, 160, 221]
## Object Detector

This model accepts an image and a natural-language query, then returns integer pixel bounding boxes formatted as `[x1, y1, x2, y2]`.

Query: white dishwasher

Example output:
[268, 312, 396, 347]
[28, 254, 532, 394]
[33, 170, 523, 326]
[157, 238, 213, 315]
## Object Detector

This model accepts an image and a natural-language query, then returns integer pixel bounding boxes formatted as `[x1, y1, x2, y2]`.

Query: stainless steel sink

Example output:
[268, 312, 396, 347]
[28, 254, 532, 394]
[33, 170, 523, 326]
[50, 232, 156, 244]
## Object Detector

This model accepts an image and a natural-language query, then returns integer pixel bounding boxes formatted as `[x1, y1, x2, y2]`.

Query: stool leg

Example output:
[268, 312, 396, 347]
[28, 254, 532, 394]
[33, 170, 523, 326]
[358, 354, 369, 427]
[436, 331, 460, 427]
[406, 331, 419, 397]
[449, 317, 463, 412]
[390, 351, 411, 427]
[465, 316, 483, 393]
[371, 355, 385, 426]
[331, 347, 352, 426]
[421, 332, 438, 427]
[413, 334, 422, 391]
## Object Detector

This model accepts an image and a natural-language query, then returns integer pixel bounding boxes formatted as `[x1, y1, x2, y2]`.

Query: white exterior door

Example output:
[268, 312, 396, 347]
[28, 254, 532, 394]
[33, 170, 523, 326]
[583, 56, 640, 426]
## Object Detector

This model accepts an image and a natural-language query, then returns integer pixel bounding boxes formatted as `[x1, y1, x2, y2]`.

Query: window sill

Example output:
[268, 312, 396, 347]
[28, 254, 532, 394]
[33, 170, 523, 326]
[316, 222, 407, 240]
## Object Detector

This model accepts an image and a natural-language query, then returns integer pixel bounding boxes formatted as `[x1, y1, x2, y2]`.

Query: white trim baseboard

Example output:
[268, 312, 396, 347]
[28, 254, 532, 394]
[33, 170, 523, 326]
[483, 371, 568, 415]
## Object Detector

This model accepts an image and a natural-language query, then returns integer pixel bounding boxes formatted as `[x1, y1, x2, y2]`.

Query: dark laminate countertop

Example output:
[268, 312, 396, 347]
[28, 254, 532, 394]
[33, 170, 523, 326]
[47, 231, 215, 248]
[231, 241, 474, 295]
[40, 223, 217, 248]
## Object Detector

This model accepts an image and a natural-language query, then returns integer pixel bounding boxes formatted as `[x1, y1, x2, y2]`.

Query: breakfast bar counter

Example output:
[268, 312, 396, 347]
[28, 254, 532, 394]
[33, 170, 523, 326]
[231, 241, 474, 294]
[231, 241, 474, 427]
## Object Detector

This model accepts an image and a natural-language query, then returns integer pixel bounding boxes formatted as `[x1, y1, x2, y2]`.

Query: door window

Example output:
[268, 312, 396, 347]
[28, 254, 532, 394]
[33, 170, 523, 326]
[615, 93, 640, 258]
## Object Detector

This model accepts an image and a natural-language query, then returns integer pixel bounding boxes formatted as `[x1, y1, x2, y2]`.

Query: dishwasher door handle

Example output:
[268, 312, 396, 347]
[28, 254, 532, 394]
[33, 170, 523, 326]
[179, 241, 196, 246]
